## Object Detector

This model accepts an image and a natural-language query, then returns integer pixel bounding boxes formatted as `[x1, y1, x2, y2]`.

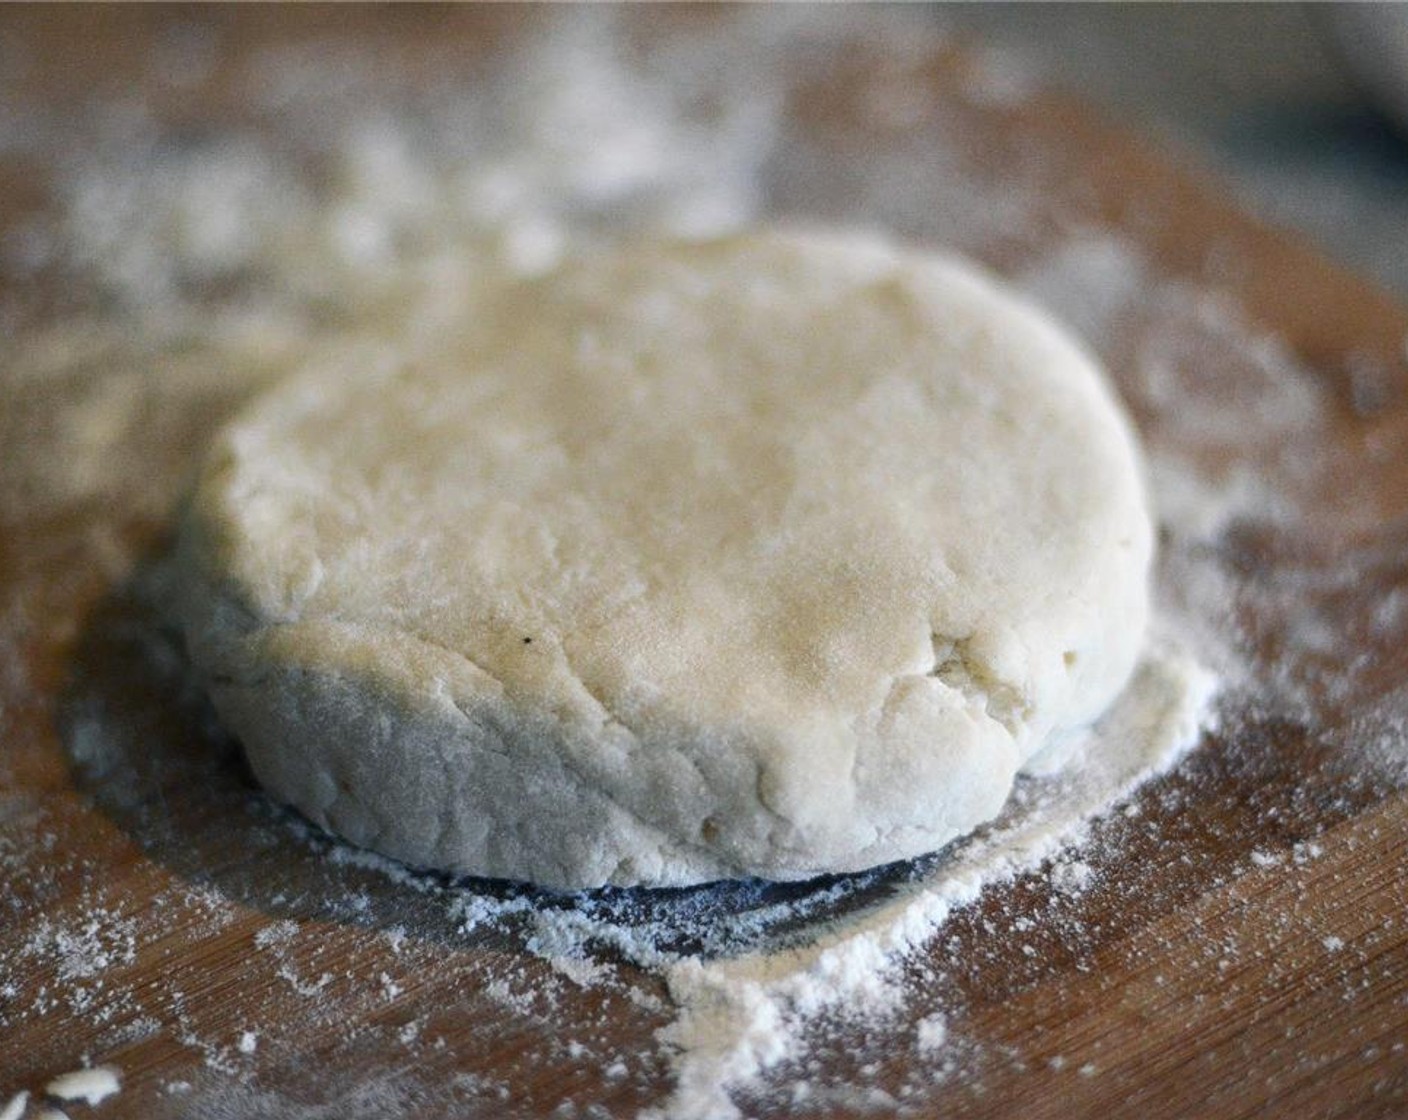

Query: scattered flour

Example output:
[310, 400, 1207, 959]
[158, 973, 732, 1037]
[44, 1066, 121, 1105]
[1050, 859, 1095, 895]
[915, 1015, 949, 1054]
[638, 652, 1215, 1120]
[23, 911, 137, 984]
[252, 921, 299, 950]
[1, 8, 1403, 1120]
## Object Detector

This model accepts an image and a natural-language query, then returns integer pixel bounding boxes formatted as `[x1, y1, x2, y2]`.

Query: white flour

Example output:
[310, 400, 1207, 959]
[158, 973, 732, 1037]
[1, 8, 1402, 1120]
[44, 1067, 121, 1107]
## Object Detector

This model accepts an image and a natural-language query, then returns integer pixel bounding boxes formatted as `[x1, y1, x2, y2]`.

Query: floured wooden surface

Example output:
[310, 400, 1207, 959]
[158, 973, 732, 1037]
[2, 8, 1407, 1118]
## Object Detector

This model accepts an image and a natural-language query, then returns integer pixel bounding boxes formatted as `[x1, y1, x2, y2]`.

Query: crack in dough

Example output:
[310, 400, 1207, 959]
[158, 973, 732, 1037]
[927, 633, 1028, 737]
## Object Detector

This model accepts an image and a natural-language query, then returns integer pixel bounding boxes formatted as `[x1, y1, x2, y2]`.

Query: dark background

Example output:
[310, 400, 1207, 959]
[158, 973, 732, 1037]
[947, 3, 1408, 299]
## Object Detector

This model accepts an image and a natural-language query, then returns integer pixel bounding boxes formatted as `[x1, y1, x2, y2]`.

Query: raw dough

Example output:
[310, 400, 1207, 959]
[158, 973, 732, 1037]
[175, 232, 1153, 890]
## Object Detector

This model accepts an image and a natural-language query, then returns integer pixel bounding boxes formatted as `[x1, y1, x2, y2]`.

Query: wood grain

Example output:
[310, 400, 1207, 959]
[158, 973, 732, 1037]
[1, 8, 1406, 1118]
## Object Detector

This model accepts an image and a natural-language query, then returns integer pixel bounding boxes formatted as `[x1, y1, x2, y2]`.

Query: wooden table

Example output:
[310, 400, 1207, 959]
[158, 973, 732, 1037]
[2, 9, 1406, 1118]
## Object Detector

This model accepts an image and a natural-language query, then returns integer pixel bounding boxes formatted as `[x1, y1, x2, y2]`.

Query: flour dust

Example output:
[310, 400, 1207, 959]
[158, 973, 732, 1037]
[2, 8, 1403, 1120]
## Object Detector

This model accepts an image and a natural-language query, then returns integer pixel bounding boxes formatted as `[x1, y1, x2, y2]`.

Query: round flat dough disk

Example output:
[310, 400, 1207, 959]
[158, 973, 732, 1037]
[176, 232, 1153, 890]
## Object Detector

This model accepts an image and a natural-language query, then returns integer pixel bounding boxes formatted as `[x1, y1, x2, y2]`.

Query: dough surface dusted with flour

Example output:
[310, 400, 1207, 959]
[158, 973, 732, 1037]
[176, 232, 1153, 890]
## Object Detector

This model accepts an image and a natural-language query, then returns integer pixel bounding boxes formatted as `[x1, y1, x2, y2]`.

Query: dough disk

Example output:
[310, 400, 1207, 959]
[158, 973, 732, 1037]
[176, 232, 1153, 889]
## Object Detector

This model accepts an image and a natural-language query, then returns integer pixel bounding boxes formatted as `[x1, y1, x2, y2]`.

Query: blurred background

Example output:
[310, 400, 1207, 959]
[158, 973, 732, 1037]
[946, 3, 1408, 298]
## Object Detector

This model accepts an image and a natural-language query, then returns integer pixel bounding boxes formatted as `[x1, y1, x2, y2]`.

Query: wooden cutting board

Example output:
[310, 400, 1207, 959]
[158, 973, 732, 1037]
[2, 8, 1407, 1118]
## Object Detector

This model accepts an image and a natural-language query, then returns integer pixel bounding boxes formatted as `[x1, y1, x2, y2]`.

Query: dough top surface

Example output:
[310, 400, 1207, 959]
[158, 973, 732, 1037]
[179, 232, 1153, 888]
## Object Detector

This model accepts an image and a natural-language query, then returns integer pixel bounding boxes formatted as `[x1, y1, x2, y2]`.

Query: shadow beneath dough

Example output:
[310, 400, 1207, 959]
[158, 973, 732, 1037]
[57, 542, 939, 965]
[62, 513, 1405, 975]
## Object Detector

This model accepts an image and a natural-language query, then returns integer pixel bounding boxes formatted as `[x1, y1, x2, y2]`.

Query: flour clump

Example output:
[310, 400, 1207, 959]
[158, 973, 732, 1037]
[175, 231, 1153, 889]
